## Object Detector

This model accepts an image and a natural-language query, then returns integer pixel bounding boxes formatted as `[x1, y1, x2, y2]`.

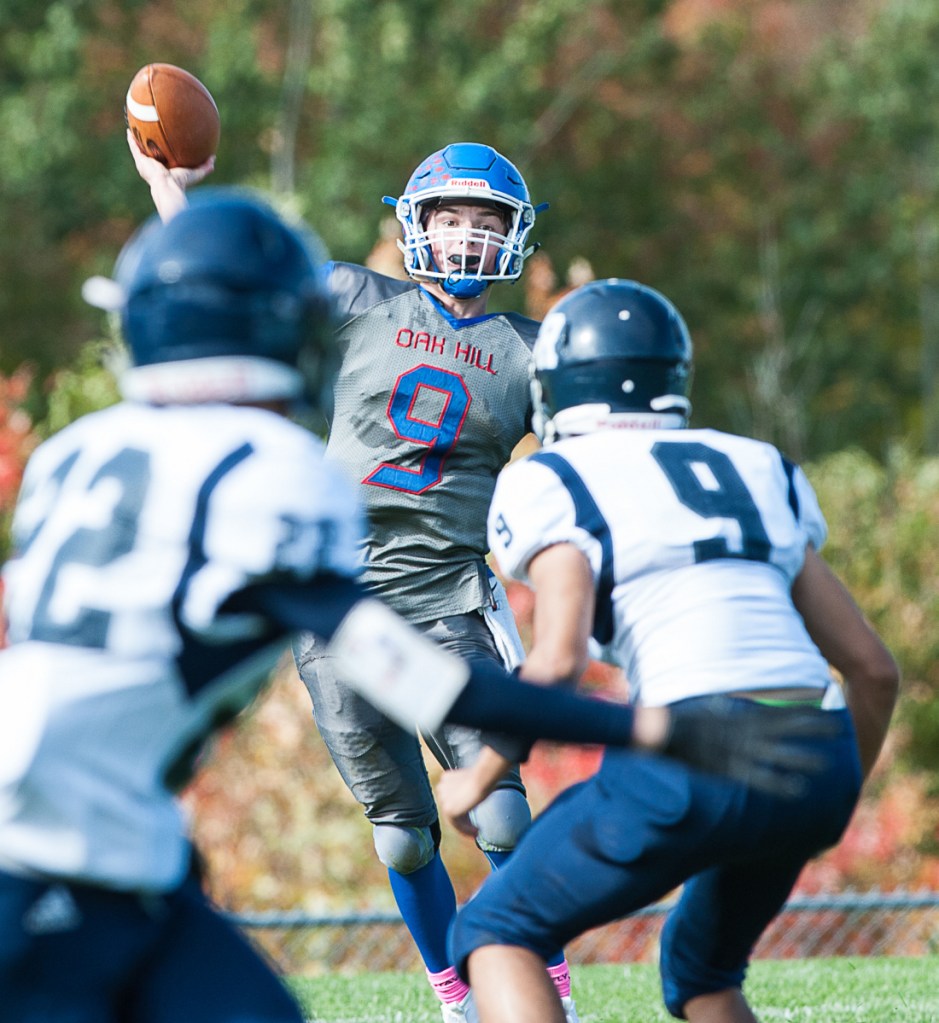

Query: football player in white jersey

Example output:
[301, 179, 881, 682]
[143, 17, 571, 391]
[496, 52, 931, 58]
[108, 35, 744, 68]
[0, 195, 836, 1022]
[432, 280, 900, 1023]
[0, 192, 350, 1023]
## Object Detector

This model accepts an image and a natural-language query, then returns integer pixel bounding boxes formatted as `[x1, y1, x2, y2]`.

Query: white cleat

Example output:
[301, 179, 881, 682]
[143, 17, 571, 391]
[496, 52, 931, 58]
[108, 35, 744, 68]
[561, 994, 581, 1023]
[440, 990, 479, 1023]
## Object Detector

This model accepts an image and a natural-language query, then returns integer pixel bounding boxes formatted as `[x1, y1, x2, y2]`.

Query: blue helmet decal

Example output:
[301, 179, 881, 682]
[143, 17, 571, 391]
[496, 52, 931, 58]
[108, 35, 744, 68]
[382, 143, 545, 298]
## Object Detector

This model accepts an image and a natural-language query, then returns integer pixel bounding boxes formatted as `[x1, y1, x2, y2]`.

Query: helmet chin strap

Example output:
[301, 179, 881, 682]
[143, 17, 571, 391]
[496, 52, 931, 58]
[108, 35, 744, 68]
[442, 273, 490, 300]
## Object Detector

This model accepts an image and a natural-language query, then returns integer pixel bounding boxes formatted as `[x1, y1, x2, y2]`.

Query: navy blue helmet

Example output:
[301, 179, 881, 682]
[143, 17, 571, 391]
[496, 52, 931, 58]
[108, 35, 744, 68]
[531, 279, 693, 442]
[84, 188, 335, 409]
[383, 142, 544, 300]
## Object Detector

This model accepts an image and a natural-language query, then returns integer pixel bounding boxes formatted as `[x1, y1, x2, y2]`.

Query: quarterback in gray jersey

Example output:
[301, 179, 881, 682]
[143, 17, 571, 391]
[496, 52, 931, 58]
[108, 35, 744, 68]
[294, 144, 577, 1023]
[321, 259, 537, 619]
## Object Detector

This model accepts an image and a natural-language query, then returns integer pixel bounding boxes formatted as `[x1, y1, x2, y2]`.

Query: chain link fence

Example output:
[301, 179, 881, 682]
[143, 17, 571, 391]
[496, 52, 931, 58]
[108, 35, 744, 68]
[231, 889, 939, 977]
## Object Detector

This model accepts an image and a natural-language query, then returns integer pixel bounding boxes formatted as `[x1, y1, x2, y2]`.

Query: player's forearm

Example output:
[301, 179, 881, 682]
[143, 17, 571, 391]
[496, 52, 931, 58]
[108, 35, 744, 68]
[523, 543, 594, 684]
[842, 669, 899, 778]
[520, 643, 588, 687]
[791, 546, 899, 779]
[467, 746, 514, 798]
[449, 658, 636, 747]
[148, 174, 190, 222]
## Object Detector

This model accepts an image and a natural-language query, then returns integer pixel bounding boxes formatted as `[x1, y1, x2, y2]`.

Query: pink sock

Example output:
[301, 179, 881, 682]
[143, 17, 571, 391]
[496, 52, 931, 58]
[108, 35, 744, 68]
[546, 960, 572, 999]
[426, 965, 471, 1005]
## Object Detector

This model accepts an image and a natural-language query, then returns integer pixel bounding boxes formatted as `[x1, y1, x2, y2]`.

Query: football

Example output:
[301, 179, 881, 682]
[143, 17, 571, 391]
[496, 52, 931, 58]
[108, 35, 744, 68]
[125, 63, 220, 169]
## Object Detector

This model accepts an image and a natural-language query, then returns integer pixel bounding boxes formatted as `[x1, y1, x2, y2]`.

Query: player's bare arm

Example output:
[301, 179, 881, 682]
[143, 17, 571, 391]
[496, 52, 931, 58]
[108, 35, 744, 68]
[436, 748, 510, 838]
[791, 545, 899, 777]
[522, 543, 595, 684]
[437, 543, 594, 830]
[127, 130, 213, 222]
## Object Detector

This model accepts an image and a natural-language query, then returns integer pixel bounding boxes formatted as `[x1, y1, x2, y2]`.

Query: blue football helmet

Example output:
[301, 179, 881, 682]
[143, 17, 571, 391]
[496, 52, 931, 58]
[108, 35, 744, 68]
[383, 142, 544, 300]
[83, 188, 335, 409]
[531, 279, 693, 443]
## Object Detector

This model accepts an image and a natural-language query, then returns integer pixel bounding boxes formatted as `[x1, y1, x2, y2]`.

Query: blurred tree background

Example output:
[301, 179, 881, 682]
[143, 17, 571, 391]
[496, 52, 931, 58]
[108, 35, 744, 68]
[4, 0, 939, 912]
[5, 0, 939, 459]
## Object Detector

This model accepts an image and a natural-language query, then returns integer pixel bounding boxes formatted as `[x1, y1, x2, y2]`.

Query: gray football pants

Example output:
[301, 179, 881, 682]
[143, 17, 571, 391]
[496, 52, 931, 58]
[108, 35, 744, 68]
[294, 611, 528, 856]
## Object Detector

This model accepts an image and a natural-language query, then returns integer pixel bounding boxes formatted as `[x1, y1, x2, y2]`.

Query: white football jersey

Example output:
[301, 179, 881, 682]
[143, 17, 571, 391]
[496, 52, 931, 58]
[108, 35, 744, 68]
[488, 428, 833, 706]
[0, 401, 363, 890]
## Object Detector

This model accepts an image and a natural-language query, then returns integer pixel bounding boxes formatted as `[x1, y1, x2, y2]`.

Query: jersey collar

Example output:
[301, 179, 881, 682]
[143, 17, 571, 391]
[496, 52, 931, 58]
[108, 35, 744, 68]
[419, 286, 499, 329]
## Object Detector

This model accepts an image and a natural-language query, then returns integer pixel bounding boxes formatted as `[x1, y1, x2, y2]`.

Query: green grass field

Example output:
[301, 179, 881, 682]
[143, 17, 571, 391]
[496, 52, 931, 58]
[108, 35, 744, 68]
[291, 957, 939, 1022]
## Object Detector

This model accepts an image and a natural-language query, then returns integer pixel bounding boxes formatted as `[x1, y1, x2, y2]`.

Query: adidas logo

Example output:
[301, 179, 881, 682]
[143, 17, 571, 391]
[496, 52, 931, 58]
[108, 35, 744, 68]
[22, 884, 82, 935]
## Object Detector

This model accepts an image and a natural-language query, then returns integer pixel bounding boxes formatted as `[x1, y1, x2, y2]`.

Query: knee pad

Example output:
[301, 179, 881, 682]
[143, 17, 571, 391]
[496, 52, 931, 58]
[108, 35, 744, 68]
[372, 824, 438, 874]
[472, 788, 531, 853]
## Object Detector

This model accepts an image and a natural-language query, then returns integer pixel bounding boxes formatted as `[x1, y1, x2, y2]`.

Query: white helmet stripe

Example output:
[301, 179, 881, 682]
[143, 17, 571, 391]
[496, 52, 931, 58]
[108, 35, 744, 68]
[121, 357, 305, 404]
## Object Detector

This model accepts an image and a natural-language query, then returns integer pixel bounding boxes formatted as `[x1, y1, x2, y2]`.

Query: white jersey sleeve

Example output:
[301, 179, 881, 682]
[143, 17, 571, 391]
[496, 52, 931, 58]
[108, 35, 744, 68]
[177, 423, 363, 642]
[786, 460, 827, 551]
[488, 456, 604, 585]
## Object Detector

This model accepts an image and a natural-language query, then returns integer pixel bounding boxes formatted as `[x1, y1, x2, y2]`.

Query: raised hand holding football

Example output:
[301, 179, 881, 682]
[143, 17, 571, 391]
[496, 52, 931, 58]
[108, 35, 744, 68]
[125, 63, 220, 169]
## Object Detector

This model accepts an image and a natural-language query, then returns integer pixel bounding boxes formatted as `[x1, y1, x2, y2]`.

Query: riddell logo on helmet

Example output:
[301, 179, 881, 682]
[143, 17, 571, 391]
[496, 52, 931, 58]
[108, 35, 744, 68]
[446, 178, 491, 191]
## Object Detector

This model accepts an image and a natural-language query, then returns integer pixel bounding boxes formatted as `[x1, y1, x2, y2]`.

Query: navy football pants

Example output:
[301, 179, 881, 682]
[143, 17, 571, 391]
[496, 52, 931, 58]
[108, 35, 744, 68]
[0, 868, 303, 1023]
[450, 702, 860, 1019]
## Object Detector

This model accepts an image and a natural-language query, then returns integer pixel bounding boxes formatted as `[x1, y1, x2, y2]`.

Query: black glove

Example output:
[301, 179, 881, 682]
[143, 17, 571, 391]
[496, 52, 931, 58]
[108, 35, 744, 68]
[661, 695, 840, 798]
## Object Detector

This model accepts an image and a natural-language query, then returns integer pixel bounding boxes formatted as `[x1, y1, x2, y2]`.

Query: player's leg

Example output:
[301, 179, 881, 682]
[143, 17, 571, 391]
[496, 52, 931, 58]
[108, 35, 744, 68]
[296, 638, 469, 1018]
[128, 872, 304, 1023]
[470, 945, 566, 1023]
[426, 717, 583, 1017]
[453, 779, 602, 1023]
[418, 607, 532, 850]
[421, 718, 530, 1021]
[374, 819, 475, 1018]
[421, 611, 579, 1019]
[421, 720, 530, 856]
[455, 744, 809, 1023]
[0, 870, 151, 1022]
[659, 858, 802, 1023]
[659, 711, 861, 1021]
[683, 989, 760, 1023]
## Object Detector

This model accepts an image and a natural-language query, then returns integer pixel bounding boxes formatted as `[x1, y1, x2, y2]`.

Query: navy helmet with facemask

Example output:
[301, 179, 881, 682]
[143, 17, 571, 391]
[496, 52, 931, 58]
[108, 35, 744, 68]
[531, 279, 693, 443]
[383, 143, 546, 300]
[82, 188, 336, 411]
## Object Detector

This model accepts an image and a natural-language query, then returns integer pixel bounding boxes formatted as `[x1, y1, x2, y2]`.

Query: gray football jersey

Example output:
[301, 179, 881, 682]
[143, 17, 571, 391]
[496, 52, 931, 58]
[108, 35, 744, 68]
[327, 262, 537, 621]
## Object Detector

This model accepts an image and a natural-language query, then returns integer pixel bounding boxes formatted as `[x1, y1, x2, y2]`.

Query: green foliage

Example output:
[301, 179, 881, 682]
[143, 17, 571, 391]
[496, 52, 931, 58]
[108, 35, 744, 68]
[3, 0, 937, 462]
[34, 340, 121, 439]
[807, 446, 939, 775]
